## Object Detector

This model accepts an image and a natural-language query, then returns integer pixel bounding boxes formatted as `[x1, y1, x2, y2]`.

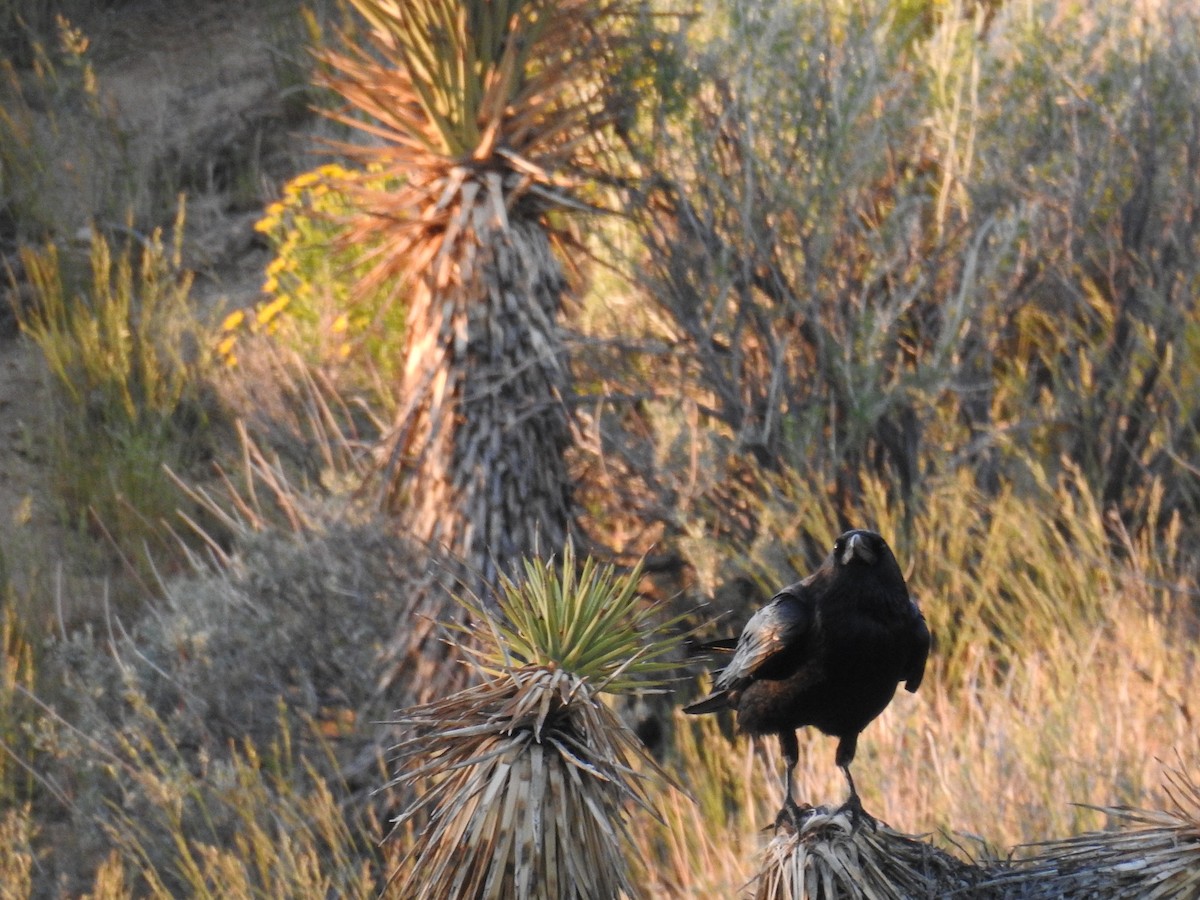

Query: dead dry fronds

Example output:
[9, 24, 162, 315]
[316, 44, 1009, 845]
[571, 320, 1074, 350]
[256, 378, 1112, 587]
[981, 767, 1200, 899]
[387, 666, 664, 899]
[753, 807, 991, 900]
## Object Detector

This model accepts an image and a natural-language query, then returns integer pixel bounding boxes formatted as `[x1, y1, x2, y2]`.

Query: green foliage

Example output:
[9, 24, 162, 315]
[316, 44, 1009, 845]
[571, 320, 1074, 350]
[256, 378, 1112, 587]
[616, 0, 1200, 546]
[461, 541, 688, 692]
[233, 162, 404, 407]
[13, 200, 216, 567]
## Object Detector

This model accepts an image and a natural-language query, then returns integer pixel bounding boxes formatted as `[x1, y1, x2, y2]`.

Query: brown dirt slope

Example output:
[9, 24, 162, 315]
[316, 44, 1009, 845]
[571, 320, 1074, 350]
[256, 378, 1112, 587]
[1, 0, 313, 617]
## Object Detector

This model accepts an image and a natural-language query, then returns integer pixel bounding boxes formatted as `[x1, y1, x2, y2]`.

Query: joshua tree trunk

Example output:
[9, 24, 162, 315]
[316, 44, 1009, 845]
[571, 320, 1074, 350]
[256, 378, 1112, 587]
[387, 210, 573, 596]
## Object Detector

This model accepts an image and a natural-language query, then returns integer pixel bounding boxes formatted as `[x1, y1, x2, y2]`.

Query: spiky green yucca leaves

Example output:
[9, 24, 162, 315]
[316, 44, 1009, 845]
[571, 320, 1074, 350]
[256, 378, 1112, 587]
[473, 545, 684, 692]
[387, 547, 683, 899]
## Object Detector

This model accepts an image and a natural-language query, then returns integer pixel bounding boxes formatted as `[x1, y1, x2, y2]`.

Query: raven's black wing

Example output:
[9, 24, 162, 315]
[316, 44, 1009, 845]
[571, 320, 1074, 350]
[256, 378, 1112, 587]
[903, 603, 931, 693]
[683, 582, 815, 714]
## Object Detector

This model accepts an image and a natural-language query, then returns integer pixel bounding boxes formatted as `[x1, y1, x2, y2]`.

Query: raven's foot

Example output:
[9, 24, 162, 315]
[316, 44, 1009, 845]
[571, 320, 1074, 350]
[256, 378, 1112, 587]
[772, 797, 815, 832]
[835, 792, 877, 833]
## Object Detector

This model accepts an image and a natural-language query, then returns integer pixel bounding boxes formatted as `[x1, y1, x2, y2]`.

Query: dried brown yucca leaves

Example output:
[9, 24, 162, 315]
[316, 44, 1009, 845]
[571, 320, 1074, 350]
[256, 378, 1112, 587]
[753, 807, 990, 900]
[385, 546, 683, 899]
[317, 0, 636, 294]
[981, 766, 1200, 899]
[387, 668, 665, 899]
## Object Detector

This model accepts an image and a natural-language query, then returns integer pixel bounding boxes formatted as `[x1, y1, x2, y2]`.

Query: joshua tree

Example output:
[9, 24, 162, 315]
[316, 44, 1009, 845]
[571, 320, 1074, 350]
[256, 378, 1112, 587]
[319, 0, 631, 595]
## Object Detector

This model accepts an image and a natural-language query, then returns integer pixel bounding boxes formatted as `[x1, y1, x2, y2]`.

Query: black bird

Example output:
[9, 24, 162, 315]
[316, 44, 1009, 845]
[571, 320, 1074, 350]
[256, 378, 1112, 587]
[683, 529, 930, 828]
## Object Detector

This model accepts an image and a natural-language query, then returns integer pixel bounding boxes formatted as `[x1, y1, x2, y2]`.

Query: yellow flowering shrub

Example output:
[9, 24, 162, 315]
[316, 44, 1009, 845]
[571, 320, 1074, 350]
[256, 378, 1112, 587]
[221, 163, 404, 404]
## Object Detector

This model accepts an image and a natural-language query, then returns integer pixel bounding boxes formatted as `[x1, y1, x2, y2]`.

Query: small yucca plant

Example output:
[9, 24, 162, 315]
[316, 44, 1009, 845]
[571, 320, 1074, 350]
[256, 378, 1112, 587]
[385, 543, 684, 899]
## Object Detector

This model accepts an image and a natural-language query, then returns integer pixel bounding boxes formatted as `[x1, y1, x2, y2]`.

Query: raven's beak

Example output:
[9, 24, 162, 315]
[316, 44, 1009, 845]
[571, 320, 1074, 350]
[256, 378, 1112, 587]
[841, 532, 876, 565]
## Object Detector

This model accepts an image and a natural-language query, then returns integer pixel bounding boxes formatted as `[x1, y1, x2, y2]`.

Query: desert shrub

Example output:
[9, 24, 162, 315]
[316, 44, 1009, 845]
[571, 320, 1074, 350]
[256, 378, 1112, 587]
[222, 162, 405, 410]
[965, 2, 1200, 526]
[25, 520, 439, 894]
[603, 0, 1200, 557]
[0, 14, 130, 242]
[13, 202, 218, 577]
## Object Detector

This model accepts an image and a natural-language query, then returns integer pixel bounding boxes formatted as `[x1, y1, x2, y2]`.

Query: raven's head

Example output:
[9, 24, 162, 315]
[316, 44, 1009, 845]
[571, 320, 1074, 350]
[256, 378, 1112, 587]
[806, 529, 907, 596]
[833, 529, 887, 568]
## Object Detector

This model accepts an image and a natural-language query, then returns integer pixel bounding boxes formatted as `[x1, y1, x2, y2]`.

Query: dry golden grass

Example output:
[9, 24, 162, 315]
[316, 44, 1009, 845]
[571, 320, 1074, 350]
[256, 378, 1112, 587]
[627, 465, 1199, 897]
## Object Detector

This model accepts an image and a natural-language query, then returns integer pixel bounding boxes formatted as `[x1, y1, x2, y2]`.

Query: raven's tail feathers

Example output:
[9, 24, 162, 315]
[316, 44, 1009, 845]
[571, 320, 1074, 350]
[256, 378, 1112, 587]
[682, 691, 730, 715]
[684, 636, 739, 657]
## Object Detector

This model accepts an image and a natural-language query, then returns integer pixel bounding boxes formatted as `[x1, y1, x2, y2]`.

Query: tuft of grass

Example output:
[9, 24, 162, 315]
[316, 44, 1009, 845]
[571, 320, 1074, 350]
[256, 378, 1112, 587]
[0, 803, 34, 898]
[0, 608, 37, 807]
[101, 728, 386, 899]
[0, 13, 131, 241]
[13, 199, 218, 576]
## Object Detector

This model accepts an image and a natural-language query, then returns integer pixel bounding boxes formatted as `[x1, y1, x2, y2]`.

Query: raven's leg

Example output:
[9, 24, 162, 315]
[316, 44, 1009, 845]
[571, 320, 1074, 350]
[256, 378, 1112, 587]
[834, 735, 876, 831]
[773, 731, 809, 830]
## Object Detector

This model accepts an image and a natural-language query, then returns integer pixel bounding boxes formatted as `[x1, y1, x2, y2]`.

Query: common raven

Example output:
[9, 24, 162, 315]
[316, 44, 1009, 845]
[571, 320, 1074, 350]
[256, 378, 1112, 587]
[684, 529, 930, 827]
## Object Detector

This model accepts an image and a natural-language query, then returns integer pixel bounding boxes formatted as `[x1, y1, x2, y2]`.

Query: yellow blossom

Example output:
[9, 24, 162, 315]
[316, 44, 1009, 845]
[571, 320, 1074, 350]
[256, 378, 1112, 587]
[254, 202, 286, 234]
[220, 309, 246, 332]
[256, 295, 290, 326]
[318, 162, 351, 179]
[287, 170, 320, 194]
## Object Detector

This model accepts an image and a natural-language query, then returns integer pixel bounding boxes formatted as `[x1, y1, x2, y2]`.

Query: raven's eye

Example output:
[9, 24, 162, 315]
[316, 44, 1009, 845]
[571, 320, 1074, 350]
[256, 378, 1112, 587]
[833, 538, 844, 556]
